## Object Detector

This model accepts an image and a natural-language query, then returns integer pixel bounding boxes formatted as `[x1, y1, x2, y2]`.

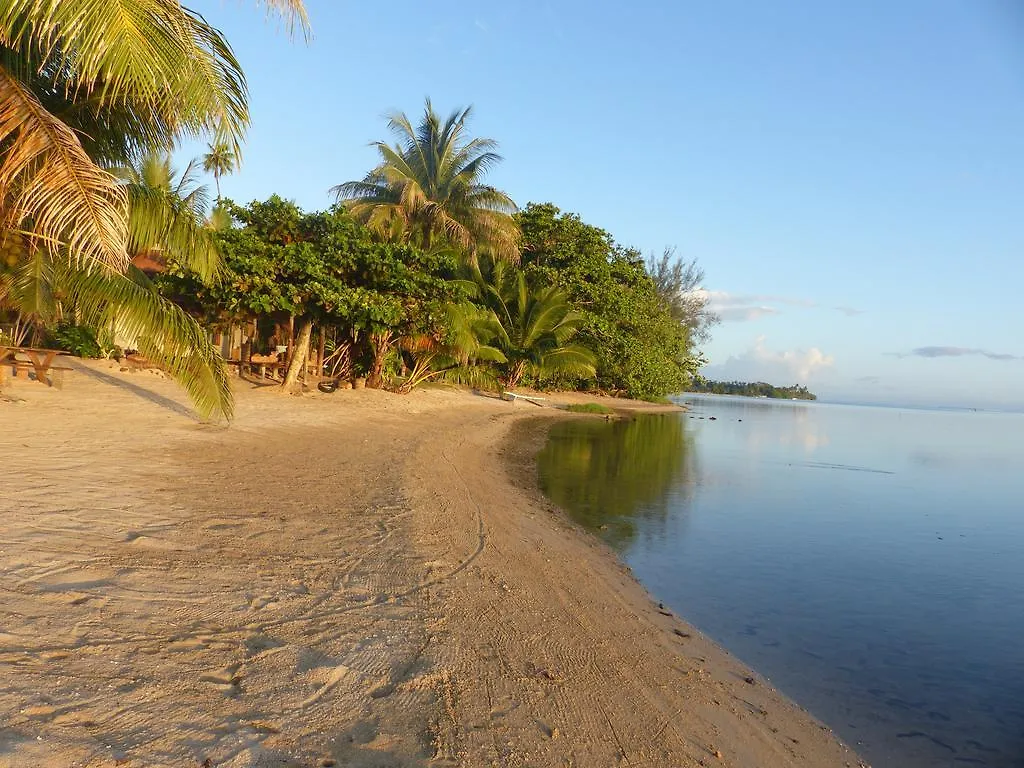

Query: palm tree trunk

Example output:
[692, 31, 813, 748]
[505, 360, 527, 390]
[214, 172, 221, 201]
[280, 319, 313, 394]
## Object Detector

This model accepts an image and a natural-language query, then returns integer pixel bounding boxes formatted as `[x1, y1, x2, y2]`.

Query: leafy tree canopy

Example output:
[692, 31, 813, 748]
[157, 195, 461, 339]
[517, 203, 700, 399]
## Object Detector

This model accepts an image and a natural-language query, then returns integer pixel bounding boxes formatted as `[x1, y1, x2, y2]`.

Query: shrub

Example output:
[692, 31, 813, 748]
[45, 322, 102, 358]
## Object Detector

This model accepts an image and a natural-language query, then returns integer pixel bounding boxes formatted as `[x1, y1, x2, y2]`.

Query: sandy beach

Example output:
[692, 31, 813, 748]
[1, 362, 865, 768]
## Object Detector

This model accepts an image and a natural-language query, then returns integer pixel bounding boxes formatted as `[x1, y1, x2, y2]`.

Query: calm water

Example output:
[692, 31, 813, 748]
[537, 396, 1024, 768]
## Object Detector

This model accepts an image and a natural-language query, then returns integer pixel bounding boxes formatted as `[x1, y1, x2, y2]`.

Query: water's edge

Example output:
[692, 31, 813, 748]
[503, 412, 864, 763]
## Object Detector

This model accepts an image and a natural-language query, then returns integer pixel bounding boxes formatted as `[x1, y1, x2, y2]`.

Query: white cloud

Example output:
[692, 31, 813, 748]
[716, 305, 780, 322]
[702, 290, 816, 323]
[703, 336, 835, 384]
[835, 305, 865, 317]
[700, 291, 864, 323]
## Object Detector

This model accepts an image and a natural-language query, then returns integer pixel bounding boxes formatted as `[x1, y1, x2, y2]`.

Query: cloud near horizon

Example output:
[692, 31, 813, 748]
[703, 336, 835, 384]
[703, 290, 863, 322]
[894, 346, 1022, 361]
[835, 305, 865, 317]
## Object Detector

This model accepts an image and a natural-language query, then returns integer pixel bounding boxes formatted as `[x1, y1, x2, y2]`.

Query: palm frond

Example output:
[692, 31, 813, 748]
[0, 65, 129, 269]
[0, 1, 251, 148]
[125, 184, 219, 280]
[335, 99, 520, 260]
[66, 264, 233, 420]
[6, 245, 59, 322]
[539, 344, 597, 379]
[252, 0, 312, 41]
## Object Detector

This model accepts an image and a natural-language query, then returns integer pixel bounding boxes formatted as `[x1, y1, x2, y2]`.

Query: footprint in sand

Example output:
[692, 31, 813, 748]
[166, 636, 209, 652]
[200, 663, 243, 696]
[249, 595, 277, 610]
[243, 632, 285, 657]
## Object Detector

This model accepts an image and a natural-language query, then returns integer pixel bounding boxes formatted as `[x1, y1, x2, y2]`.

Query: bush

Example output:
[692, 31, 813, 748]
[566, 403, 615, 414]
[45, 322, 102, 358]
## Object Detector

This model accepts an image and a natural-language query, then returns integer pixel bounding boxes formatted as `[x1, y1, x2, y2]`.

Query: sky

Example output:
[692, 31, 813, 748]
[187, 0, 1024, 410]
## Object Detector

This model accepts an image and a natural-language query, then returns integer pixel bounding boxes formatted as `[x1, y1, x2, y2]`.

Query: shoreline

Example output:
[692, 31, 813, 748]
[0, 361, 864, 767]
[422, 409, 863, 767]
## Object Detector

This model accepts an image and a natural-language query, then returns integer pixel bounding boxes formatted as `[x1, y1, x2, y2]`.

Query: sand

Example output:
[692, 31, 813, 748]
[0, 361, 866, 767]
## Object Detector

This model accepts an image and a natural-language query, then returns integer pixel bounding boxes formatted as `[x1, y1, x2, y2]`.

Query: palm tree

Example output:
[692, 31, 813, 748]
[1, 0, 308, 270]
[332, 99, 521, 262]
[467, 260, 596, 390]
[1, 151, 232, 416]
[115, 152, 220, 281]
[0, 0, 309, 418]
[203, 142, 238, 201]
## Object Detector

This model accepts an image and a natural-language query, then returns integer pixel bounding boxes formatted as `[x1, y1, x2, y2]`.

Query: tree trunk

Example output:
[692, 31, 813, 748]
[286, 315, 295, 366]
[280, 319, 313, 394]
[316, 331, 327, 379]
[505, 360, 527, 391]
[367, 331, 393, 389]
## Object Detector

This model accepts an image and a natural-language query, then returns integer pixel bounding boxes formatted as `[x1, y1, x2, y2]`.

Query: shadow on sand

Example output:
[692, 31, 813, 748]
[71, 362, 200, 421]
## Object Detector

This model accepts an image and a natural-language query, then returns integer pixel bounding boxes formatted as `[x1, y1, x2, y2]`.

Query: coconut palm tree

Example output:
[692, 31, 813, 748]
[467, 260, 596, 390]
[1, 151, 232, 416]
[1, 0, 308, 270]
[0, 0, 309, 418]
[203, 141, 238, 201]
[332, 100, 520, 262]
[115, 152, 220, 281]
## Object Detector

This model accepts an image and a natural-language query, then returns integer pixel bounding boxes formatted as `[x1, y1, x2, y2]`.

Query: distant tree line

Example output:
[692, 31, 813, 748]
[687, 377, 817, 400]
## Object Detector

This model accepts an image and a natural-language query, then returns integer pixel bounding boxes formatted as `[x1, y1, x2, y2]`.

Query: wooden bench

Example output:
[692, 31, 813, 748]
[48, 362, 76, 390]
[0, 345, 71, 387]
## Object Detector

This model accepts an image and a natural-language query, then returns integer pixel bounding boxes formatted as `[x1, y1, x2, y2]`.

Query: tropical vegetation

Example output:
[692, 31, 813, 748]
[2, 10, 715, 415]
[203, 142, 238, 201]
[333, 100, 520, 263]
[0, 0, 309, 418]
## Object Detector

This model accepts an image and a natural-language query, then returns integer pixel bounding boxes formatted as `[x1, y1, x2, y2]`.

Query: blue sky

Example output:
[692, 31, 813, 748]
[188, 0, 1024, 409]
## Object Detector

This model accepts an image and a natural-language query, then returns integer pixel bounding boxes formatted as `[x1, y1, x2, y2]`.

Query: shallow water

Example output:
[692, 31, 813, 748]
[537, 396, 1024, 768]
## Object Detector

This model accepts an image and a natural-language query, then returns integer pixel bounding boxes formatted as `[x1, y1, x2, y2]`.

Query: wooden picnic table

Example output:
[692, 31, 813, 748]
[0, 345, 71, 386]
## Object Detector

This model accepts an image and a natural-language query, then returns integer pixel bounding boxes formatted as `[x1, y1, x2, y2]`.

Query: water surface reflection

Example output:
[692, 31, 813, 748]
[538, 414, 696, 548]
[537, 398, 1024, 768]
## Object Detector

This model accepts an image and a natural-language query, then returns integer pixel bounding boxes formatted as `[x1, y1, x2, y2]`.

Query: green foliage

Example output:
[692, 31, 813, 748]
[688, 377, 817, 400]
[566, 403, 614, 414]
[156, 196, 463, 389]
[115, 151, 220, 281]
[646, 247, 718, 345]
[642, 395, 674, 405]
[333, 99, 520, 262]
[44, 322, 101, 358]
[517, 203, 700, 399]
[463, 258, 596, 390]
[159, 196, 459, 331]
[203, 141, 238, 199]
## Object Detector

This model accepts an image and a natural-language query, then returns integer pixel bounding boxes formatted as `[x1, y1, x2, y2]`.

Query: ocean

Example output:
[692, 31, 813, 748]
[537, 395, 1024, 767]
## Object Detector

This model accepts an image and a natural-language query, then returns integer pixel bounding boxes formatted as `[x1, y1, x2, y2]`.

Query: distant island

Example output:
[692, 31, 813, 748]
[687, 378, 817, 400]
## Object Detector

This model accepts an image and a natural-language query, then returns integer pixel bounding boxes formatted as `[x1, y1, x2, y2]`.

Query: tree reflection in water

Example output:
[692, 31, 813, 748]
[537, 414, 696, 549]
